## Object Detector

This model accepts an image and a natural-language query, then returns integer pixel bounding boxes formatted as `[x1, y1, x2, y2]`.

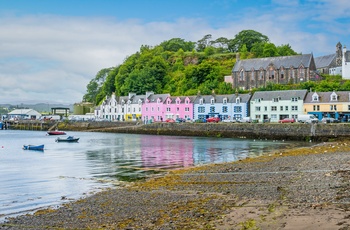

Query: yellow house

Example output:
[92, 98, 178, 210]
[304, 91, 350, 121]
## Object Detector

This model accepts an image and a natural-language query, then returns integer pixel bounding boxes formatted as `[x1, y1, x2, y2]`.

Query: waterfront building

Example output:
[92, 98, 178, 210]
[142, 91, 170, 123]
[163, 96, 196, 121]
[7, 109, 42, 120]
[304, 91, 350, 121]
[122, 93, 144, 121]
[250, 90, 308, 122]
[193, 91, 251, 121]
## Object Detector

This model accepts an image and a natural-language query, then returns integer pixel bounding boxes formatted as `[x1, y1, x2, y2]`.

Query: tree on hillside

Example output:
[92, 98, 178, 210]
[196, 34, 212, 52]
[159, 38, 195, 52]
[229, 30, 269, 52]
[83, 68, 113, 104]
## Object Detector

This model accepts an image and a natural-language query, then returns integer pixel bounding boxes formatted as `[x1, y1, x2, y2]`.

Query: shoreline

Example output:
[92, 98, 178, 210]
[3, 140, 350, 229]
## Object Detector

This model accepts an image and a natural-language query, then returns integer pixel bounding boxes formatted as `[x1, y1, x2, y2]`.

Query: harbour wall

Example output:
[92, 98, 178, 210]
[7, 120, 350, 141]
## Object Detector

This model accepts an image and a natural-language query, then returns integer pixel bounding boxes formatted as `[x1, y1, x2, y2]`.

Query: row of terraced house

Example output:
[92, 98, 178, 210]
[94, 90, 350, 123]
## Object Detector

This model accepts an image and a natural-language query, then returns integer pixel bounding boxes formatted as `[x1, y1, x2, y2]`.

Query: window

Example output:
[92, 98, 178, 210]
[210, 107, 215, 113]
[299, 68, 305, 80]
[285, 106, 288, 111]
[269, 69, 275, 79]
[291, 106, 298, 111]
[348, 105, 350, 111]
[166, 107, 171, 112]
[255, 98, 261, 103]
[280, 106, 283, 111]
[291, 97, 298, 102]
[239, 70, 244, 81]
[234, 106, 242, 113]
[255, 106, 261, 111]
[330, 93, 338, 101]
[264, 106, 268, 111]
[313, 105, 320, 111]
[199, 99, 203, 105]
[198, 106, 205, 113]
[271, 106, 277, 111]
[251, 71, 255, 81]
[176, 107, 179, 111]
[255, 115, 261, 119]
[222, 106, 228, 113]
[271, 114, 277, 119]
[330, 105, 337, 111]
[185, 107, 189, 112]
[273, 98, 279, 102]
[133, 108, 135, 112]
[312, 94, 319, 101]
[157, 107, 160, 111]
[151, 107, 154, 112]
[259, 71, 263, 80]
[223, 98, 227, 104]
[211, 99, 215, 104]
[236, 98, 241, 104]
[281, 69, 284, 79]
[176, 100, 180, 105]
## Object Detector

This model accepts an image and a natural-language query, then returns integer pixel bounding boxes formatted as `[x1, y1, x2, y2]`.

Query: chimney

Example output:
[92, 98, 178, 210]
[236, 53, 240, 61]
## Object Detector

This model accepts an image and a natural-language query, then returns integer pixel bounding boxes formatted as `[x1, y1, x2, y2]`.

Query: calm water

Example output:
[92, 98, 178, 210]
[0, 130, 307, 221]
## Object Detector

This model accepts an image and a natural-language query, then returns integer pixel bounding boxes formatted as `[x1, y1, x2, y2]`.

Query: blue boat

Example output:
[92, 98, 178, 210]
[55, 136, 79, 143]
[23, 144, 44, 151]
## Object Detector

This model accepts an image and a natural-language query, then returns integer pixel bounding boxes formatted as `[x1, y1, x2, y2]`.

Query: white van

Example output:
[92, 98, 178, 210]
[297, 114, 318, 124]
[237, 117, 252, 123]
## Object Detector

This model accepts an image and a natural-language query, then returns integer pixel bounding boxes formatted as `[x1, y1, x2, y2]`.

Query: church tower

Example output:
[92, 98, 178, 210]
[336, 42, 342, 66]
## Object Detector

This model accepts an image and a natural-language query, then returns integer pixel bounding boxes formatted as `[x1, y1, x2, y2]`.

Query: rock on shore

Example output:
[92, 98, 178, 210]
[3, 141, 350, 229]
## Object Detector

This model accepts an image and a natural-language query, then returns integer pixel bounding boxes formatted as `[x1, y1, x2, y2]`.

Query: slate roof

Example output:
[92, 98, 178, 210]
[251, 90, 308, 101]
[304, 91, 350, 103]
[147, 93, 170, 103]
[193, 94, 251, 104]
[165, 96, 197, 104]
[314, 54, 336, 68]
[232, 54, 313, 72]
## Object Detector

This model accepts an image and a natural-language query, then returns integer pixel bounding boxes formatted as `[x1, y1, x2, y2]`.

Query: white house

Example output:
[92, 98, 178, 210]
[343, 45, 350, 79]
[7, 109, 42, 120]
[250, 90, 308, 122]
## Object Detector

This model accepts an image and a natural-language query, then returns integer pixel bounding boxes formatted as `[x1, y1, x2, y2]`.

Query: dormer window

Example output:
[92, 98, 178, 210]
[211, 98, 215, 104]
[176, 99, 180, 105]
[236, 98, 240, 104]
[330, 92, 338, 101]
[312, 93, 319, 102]
[223, 98, 227, 104]
[185, 99, 189, 104]
[273, 98, 279, 102]
[199, 99, 203, 105]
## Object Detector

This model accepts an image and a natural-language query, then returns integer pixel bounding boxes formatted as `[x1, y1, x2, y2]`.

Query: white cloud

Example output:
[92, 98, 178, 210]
[0, 3, 349, 105]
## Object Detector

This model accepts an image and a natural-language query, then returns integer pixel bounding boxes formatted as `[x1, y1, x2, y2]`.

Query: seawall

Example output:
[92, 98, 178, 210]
[8, 120, 350, 141]
[65, 122, 350, 141]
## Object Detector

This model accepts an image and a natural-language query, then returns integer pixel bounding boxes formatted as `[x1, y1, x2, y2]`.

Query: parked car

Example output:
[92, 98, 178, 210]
[222, 118, 236, 123]
[175, 118, 186, 123]
[206, 117, 221, 123]
[297, 114, 318, 123]
[321, 117, 340, 123]
[195, 118, 207, 123]
[278, 118, 296, 123]
[237, 117, 252, 123]
[165, 118, 175, 123]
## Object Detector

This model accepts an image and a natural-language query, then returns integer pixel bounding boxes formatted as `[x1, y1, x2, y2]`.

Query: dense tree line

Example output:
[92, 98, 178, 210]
[83, 30, 343, 105]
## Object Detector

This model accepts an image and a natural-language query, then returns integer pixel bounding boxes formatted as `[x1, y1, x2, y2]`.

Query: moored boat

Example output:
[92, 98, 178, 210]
[56, 136, 79, 143]
[47, 130, 66, 135]
[23, 144, 44, 151]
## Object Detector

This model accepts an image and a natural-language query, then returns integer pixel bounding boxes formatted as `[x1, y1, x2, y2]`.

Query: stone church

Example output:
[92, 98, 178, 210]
[229, 53, 317, 90]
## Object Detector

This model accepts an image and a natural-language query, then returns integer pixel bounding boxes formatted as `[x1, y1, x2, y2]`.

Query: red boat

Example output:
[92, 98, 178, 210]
[47, 130, 66, 135]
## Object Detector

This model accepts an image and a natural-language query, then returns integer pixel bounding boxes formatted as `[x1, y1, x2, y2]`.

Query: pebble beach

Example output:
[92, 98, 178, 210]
[3, 141, 350, 229]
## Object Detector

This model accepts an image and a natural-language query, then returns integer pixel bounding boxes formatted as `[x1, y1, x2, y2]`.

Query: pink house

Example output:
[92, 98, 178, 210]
[142, 92, 170, 123]
[163, 96, 196, 121]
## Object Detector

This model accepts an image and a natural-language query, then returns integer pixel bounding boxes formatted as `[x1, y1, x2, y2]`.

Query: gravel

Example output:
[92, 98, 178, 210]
[2, 141, 350, 229]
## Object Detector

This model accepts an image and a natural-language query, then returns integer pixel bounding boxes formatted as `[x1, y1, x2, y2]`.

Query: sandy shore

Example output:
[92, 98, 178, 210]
[3, 141, 350, 229]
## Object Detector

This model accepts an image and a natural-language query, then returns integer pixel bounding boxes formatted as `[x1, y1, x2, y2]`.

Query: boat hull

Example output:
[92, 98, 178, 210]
[23, 144, 44, 151]
[47, 131, 66, 135]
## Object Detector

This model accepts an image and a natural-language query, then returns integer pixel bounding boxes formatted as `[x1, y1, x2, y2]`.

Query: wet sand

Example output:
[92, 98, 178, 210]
[3, 141, 350, 229]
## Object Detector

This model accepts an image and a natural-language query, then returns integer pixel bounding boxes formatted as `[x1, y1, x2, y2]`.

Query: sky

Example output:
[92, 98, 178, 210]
[1, 0, 350, 105]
